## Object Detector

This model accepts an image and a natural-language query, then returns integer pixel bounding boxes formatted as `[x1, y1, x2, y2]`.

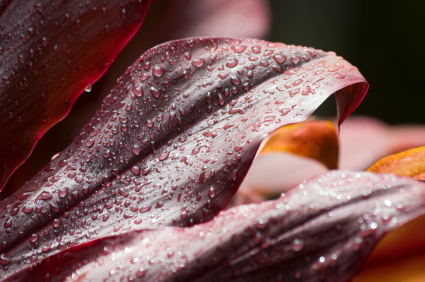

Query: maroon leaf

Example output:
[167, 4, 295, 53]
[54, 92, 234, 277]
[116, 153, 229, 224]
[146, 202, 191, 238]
[0, 38, 368, 276]
[6, 171, 425, 282]
[0, 0, 151, 190]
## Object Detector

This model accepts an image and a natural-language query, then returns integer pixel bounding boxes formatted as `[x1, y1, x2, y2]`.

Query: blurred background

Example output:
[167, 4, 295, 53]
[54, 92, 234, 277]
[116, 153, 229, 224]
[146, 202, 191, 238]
[4, 0, 425, 195]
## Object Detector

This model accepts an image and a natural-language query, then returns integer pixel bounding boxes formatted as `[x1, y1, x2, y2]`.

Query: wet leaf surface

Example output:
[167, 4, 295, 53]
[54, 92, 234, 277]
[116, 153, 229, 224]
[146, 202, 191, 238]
[0, 37, 367, 278]
[367, 146, 425, 180]
[260, 120, 338, 169]
[0, 0, 151, 190]
[6, 171, 425, 282]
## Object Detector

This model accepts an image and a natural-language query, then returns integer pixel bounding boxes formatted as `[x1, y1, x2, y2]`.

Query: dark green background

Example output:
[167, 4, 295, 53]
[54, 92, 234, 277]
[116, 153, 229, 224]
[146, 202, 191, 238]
[268, 0, 425, 124]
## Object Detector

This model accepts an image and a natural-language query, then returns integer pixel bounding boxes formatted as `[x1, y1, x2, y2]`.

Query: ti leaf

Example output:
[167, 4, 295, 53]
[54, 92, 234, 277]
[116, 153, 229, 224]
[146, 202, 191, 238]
[0, 0, 151, 190]
[0, 37, 368, 277]
[6, 171, 425, 282]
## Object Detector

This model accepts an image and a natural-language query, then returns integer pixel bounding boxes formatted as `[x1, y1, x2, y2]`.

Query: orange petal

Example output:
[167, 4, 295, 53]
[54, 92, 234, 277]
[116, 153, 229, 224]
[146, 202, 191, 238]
[354, 252, 425, 282]
[367, 146, 425, 180]
[260, 120, 338, 169]
[354, 215, 425, 282]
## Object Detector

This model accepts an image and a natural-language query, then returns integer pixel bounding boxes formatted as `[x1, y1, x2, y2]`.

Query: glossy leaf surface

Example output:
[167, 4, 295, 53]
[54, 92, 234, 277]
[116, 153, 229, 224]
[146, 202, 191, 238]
[0, 0, 151, 190]
[367, 146, 425, 180]
[0, 37, 368, 277]
[7, 171, 425, 282]
[260, 120, 338, 169]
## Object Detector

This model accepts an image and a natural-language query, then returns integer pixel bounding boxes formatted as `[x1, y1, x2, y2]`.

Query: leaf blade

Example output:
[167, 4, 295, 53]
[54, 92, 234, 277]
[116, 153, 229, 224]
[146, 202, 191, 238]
[8, 171, 425, 282]
[0, 0, 151, 190]
[0, 38, 368, 278]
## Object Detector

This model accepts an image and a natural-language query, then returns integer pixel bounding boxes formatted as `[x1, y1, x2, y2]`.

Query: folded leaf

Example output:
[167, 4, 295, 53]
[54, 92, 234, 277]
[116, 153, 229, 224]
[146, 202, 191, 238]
[7, 171, 425, 282]
[367, 146, 425, 180]
[260, 120, 338, 169]
[0, 38, 368, 277]
[0, 0, 151, 190]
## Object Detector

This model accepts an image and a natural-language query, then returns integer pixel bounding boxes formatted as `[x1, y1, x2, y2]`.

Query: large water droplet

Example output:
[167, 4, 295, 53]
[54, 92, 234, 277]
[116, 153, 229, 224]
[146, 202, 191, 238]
[208, 187, 216, 198]
[152, 66, 165, 77]
[130, 165, 141, 175]
[226, 58, 238, 68]
[273, 54, 287, 64]
[29, 233, 39, 243]
[191, 58, 205, 68]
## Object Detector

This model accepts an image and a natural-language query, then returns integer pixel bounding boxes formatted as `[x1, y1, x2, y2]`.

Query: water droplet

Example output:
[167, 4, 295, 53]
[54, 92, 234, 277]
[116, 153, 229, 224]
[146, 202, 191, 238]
[85, 85, 92, 92]
[150, 87, 160, 98]
[136, 268, 147, 278]
[52, 219, 62, 228]
[226, 58, 238, 68]
[130, 165, 141, 175]
[232, 45, 247, 53]
[102, 6, 107, 18]
[121, 8, 127, 20]
[132, 145, 141, 155]
[132, 84, 143, 97]
[36, 191, 53, 201]
[184, 51, 191, 60]
[251, 46, 261, 53]
[86, 138, 95, 147]
[290, 56, 300, 64]
[333, 73, 346, 79]
[42, 37, 48, 47]
[191, 58, 205, 68]
[0, 254, 10, 266]
[29, 233, 39, 243]
[17, 191, 34, 200]
[208, 187, 216, 198]
[230, 75, 241, 85]
[34, 3, 44, 12]
[152, 66, 165, 77]
[22, 207, 33, 213]
[159, 152, 169, 161]
[217, 93, 225, 106]
[145, 119, 154, 128]
[292, 239, 304, 251]
[58, 188, 69, 198]
[273, 54, 287, 64]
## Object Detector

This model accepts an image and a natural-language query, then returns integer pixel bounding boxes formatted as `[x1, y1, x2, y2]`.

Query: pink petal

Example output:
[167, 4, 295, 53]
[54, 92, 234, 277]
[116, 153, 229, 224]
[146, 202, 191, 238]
[171, 0, 271, 39]
[241, 153, 328, 194]
[339, 116, 425, 170]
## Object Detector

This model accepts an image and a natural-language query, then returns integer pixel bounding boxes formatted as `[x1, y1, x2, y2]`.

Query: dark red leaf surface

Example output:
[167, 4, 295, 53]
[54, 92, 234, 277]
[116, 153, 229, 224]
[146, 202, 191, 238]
[0, 0, 151, 190]
[6, 171, 425, 282]
[0, 38, 367, 278]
